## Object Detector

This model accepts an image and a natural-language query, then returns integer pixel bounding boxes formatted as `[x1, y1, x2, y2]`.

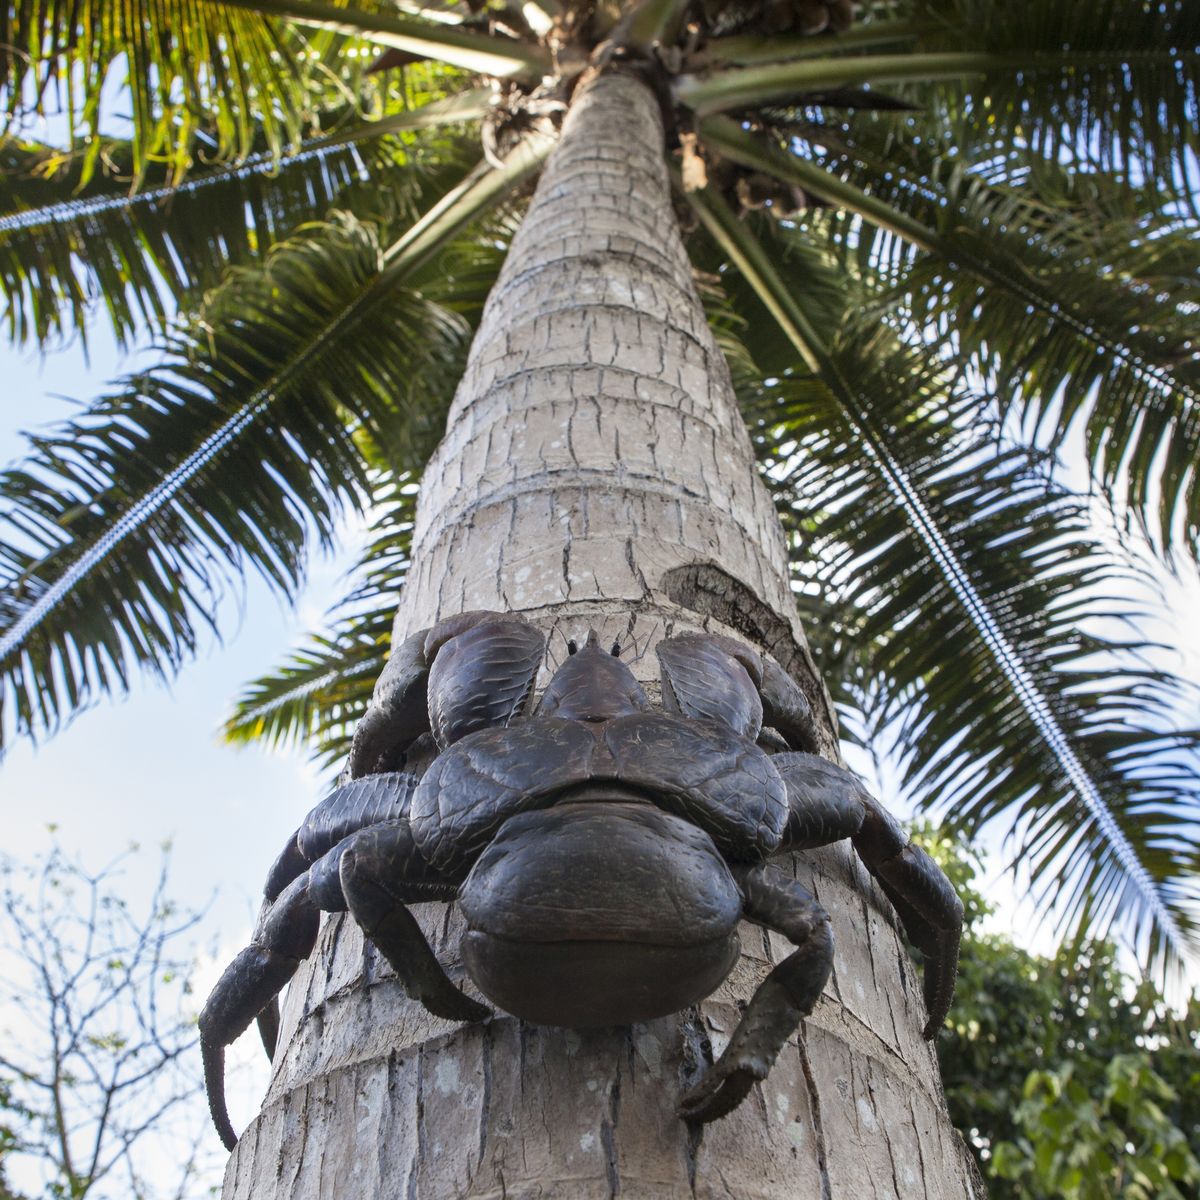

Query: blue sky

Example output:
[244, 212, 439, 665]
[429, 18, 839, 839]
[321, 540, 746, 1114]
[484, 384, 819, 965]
[0, 323, 370, 1189]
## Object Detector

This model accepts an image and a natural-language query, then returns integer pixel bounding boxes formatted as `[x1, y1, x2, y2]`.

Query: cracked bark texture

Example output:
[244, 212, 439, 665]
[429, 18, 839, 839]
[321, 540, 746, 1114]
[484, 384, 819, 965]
[221, 71, 983, 1200]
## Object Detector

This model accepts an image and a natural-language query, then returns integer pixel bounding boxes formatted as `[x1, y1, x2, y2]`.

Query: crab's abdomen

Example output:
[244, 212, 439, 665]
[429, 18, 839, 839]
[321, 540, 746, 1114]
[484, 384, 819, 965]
[458, 800, 741, 1027]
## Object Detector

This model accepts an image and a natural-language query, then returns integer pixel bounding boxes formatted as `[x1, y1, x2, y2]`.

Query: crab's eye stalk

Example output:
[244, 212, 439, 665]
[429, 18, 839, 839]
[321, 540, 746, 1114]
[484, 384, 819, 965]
[567, 639, 578, 655]
[611, 641, 621, 657]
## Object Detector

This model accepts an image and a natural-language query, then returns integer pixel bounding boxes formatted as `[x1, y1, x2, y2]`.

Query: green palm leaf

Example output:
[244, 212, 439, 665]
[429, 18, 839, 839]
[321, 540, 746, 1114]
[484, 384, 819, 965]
[224, 478, 419, 769]
[0, 133, 547, 745]
[0, 90, 493, 347]
[1, 0, 312, 184]
[914, 0, 1200, 203]
[0, 211, 459, 742]
[762, 342, 1200, 976]
[698, 114, 1200, 559]
[221, 0, 551, 76]
[676, 0, 1199, 200]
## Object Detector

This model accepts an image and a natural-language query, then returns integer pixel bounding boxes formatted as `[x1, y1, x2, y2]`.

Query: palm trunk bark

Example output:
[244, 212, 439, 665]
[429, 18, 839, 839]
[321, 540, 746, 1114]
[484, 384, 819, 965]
[221, 69, 983, 1199]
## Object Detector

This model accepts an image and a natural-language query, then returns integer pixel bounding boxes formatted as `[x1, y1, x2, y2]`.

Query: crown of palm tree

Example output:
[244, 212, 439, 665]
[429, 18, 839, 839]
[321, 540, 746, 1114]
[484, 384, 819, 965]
[1, 0, 1197, 979]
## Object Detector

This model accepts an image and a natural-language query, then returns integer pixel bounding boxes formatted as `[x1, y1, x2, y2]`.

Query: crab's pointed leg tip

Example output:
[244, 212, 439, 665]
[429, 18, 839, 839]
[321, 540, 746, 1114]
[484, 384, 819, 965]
[922, 1010, 948, 1040]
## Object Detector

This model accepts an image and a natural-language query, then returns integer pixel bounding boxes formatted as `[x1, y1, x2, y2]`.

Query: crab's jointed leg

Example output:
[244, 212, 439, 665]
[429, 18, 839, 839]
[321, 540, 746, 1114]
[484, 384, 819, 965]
[656, 632, 763, 740]
[347, 626, 435, 779]
[199, 873, 321, 1150]
[199, 804, 475, 1150]
[772, 752, 963, 1037]
[678, 863, 833, 1125]
[250, 770, 425, 1059]
[425, 612, 545, 749]
[264, 772, 424, 902]
[338, 820, 489, 1024]
[758, 657, 820, 754]
[347, 611, 546, 779]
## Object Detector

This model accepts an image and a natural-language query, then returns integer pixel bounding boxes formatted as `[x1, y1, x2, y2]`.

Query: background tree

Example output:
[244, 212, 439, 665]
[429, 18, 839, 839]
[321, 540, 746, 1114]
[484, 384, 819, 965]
[921, 824, 1200, 1199]
[0, 839, 216, 1200]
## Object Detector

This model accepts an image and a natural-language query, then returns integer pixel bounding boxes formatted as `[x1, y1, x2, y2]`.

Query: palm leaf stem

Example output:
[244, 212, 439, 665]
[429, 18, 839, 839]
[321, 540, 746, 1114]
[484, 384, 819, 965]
[698, 115, 934, 251]
[675, 51, 1001, 113]
[682, 176, 1189, 963]
[675, 46, 1189, 115]
[685, 20, 925, 68]
[0, 133, 553, 671]
[0, 90, 494, 237]
[699, 115, 1200, 447]
[624, 0, 692, 52]
[219, 0, 551, 76]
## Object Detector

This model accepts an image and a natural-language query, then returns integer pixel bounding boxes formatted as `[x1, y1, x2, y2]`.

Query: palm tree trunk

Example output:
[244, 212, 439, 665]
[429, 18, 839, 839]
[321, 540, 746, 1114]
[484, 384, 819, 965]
[221, 69, 983, 1199]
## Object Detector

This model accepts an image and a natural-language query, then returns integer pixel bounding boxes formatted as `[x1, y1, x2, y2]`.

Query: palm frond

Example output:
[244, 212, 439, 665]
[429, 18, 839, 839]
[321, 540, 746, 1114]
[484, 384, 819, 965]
[221, 0, 551, 76]
[675, 0, 1199, 207]
[753, 333, 1200, 979]
[698, 114, 1200, 559]
[0, 135, 547, 746]
[913, 0, 1200, 204]
[0, 221, 439, 743]
[224, 479, 420, 770]
[0, 0, 311, 184]
[222, 234, 518, 767]
[684, 182, 1200, 978]
[0, 210, 465, 744]
[685, 18, 924, 68]
[0, 91, 492, 348]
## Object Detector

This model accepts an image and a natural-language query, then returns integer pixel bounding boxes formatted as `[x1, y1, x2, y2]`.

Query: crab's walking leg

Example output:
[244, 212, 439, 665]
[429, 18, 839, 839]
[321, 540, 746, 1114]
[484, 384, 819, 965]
[853, 797, 962, 1038]
[347, 627, 435, 779]
[679, 863, 832, 1125]
[199, 874, 320, 1150]
[759, 658, 820, 753]
[347, 611, 545, 778]
[338, 821, 490, 1025]
[200, 819, 479, 1150]
[253, 771, 425, 1059]
[773, 752, 963, 1038]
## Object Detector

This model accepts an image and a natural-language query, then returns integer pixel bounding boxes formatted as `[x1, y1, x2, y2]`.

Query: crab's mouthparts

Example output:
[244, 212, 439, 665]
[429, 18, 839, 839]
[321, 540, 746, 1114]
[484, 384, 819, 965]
[458, 802, 742, 1027]
[548, 781, 658, 806]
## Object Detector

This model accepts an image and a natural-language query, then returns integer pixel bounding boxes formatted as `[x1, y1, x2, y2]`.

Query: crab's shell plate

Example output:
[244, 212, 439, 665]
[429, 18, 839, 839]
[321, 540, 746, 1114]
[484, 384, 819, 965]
[602, 713, 786, 858]
[458, 801, 742, 1027]
[411, 713, 786, 875]
[410, 718, 596, 874]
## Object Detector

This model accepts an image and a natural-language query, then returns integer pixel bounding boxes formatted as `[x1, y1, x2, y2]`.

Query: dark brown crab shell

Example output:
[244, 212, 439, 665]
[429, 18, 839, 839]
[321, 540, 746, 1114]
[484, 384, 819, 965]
[408, 712, 789, 876]
[406, 693, 788, 1028]
[458, 799, 744, 1026]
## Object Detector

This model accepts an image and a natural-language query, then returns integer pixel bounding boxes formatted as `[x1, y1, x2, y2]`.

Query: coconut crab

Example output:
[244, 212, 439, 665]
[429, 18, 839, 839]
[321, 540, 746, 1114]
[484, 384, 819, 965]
[200, 610, 962, 1149]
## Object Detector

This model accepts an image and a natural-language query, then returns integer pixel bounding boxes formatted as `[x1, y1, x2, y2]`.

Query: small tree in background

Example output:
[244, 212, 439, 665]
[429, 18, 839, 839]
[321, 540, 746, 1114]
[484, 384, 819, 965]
[919, 825, 1200, 1199]
[0, 839, 218, 1200]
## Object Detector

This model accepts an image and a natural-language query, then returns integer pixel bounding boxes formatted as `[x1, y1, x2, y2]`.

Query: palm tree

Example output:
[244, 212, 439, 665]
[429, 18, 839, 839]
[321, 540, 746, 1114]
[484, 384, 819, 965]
[1, 0, 1197, 1193]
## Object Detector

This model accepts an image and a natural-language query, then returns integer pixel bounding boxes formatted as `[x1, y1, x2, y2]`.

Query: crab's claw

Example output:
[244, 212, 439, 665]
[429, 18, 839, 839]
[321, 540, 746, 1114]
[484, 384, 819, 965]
[656, 632, 763, 740]
[852, 797, 963, 1037]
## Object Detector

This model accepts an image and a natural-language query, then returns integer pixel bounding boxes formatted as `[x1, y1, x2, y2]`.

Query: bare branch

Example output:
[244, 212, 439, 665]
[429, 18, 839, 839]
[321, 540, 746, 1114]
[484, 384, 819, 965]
[0, 839, 219, 1199]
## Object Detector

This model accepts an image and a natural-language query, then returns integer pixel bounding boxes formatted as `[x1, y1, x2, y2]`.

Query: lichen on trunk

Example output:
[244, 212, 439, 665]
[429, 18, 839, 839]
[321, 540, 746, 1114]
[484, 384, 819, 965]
[222, 70, 983, 1200]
